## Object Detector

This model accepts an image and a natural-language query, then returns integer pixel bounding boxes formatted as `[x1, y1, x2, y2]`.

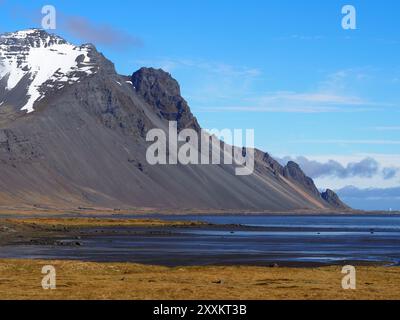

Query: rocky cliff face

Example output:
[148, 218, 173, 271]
[322, 189, 349, 209]
[283, 161, 322, 198]
[0, 29, 349, 211]
[131, 68, 200, 131]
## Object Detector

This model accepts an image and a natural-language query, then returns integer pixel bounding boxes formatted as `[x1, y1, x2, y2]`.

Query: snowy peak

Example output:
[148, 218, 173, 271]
[0, 29, 68, 48]
[0, 29, 98, 113]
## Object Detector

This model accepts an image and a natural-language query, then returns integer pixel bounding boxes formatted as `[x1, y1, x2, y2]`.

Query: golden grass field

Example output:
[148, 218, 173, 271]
[0, 259, 399, 300]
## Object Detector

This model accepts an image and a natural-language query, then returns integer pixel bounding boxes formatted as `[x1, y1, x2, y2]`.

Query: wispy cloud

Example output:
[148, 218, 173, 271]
[319, 69, 372, 92]
[199, 91, 378, 113]
[135, 59, 393, 114]
[196, 67, 391, 113]
[198, 106, 342, 113]
[269, 92, 365, 105]
[61, 16, 143, 49]
[274, 34, 325, 41]
[134, 58, 261, 77]
[292, 139, 400, 145]
[3, 4, 143, 50]
[374, 126, 400, 131]
[134, 57, 262, 108]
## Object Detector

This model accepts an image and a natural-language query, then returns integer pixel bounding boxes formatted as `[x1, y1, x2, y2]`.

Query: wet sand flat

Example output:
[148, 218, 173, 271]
[1, 216, 400, 267]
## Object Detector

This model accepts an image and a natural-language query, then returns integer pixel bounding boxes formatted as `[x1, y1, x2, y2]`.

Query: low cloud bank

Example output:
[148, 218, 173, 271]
[335, 186, 400, 211]
[277, 156, 399, 180]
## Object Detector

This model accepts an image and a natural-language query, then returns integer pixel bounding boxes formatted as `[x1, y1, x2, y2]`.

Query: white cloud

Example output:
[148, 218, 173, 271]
[279, 153, 400, 190]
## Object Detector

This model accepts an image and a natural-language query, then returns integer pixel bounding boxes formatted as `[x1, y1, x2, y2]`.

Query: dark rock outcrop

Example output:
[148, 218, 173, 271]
[283, 161, 322, 198]
[131, 68, 200, 131]
[321, 189, 349, 210]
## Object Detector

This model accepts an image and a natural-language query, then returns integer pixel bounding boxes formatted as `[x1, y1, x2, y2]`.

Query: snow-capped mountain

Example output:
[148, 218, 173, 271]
[0, 29, 97, 113]
[0, 29, 348, 212]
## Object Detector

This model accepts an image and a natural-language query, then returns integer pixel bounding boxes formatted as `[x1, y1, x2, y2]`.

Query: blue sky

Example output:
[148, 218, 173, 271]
[1, 0, 400, 209]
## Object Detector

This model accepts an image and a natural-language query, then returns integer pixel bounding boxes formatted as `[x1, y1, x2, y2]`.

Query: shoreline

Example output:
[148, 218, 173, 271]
[0, 217, 211, 247]
[0, 206, 398, 217]
[1, 217, 399, 268]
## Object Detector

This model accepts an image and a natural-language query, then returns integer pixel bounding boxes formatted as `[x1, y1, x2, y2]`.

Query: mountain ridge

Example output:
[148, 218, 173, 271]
[0, 29, 349, 212]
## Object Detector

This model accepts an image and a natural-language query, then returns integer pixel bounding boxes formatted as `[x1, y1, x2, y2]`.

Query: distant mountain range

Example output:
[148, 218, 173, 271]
[0, 29, 349, 212]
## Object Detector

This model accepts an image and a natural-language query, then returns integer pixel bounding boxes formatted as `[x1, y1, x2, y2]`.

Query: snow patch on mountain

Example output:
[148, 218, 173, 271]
[0, 29, 97, 113]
